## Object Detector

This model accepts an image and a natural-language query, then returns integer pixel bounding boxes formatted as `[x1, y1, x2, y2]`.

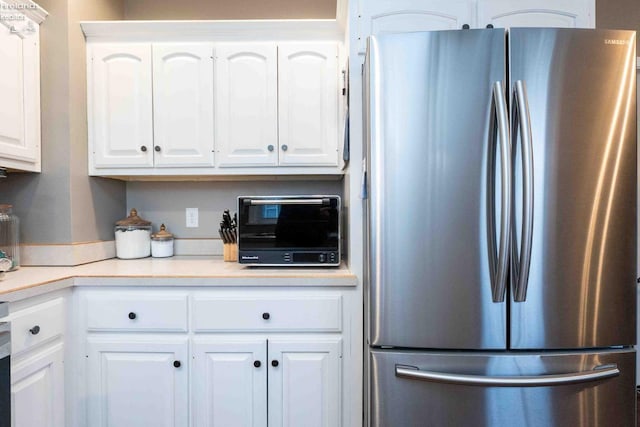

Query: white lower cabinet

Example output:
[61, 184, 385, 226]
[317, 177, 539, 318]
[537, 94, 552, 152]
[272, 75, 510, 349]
[11, 343, 65, 427]
[86, 337, 189, 427]
[268, 338, 342, 427]
[192, 337, 342, 427]
[193, 338, 267, 427]
[79, 288, 347, 426]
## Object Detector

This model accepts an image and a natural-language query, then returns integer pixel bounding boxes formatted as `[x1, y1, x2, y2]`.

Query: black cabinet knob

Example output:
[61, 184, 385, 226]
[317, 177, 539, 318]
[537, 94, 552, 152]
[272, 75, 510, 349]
[271, 360, 279, 367]
[141, 145, 147, 152]
[254, 360, 261, 368]
[486, 24, 494, 29]
[281, 144, 288, 151]
[262, 312, 270, 320]
[462, 24, 470, 29]
[128, 312, 137, 320]
[29, 325, 40, 335]
[268, 145, 274, 152]
[155, 146, 161, 152]
[173, 361, 181, 368]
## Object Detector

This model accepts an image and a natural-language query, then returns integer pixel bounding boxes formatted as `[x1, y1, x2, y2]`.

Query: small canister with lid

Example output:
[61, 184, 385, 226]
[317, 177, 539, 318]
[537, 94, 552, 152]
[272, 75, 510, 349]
[115, 209, 152, 259]
[151, 224, 174, 258]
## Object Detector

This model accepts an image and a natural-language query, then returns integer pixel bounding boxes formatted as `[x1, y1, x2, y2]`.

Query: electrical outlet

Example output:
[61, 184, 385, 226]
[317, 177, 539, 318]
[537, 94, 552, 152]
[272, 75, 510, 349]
[186, 208, 199, 228]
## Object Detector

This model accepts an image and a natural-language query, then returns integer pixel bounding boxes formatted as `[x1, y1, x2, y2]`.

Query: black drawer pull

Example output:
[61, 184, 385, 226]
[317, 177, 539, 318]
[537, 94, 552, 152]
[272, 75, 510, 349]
[173, 360, 181, 368]
[29, 325, 40, 335]
[272, 360, 279, 367]
[254, 360, 261, 368]
[262, 312, 270, 320]
[128, 312, 137, 320]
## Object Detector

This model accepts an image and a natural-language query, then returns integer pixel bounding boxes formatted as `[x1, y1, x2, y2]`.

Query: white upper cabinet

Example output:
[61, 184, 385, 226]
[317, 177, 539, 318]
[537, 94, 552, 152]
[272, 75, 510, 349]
[358, 0, 475, 52]
[477, 0, 593, 28]
[89, 44, 154, 169]
[278, 43, 339, 166]
[358, 0, 594, 53]
[215, 43, 278, 167]
[0, 19, 41, 172]
[153, 44, 215, 167]
[84, 25, 344, 177]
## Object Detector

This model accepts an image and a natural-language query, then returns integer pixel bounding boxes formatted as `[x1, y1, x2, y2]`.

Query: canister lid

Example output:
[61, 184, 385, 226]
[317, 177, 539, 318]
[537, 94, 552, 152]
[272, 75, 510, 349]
[151, 223, 174, 241]
[116, 208, 151, 226]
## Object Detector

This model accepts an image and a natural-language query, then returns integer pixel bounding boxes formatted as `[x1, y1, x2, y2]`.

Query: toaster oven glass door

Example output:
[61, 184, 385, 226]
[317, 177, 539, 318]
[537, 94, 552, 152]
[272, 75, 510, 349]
[239, 198, 339, 251]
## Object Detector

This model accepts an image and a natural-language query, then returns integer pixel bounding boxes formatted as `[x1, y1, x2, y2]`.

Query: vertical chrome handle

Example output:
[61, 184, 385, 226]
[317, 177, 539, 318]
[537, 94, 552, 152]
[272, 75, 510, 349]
[512, 80, 534, 302]
[486, 81, 511, 303]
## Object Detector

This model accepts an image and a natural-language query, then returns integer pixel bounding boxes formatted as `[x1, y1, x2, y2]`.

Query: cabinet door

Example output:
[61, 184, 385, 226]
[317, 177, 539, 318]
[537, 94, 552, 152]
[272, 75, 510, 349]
[153, 44, 215, 167]
[278, 43, 338, 166]
[215, 44, 278, 167]
[0, 24, 40, 170]
[86, 337, 188, 427]
[192, 338, 267, 427]
[358, 0, 475, 52]
[268, 338, 342, 427]
[90, 44, 153, 168]
[12, 343, 64, 427]
[477, 0, 594, 29]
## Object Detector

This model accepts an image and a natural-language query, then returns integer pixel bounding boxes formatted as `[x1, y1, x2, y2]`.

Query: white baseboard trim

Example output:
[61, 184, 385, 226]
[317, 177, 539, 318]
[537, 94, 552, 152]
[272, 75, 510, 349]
[20, 240, 116, 266]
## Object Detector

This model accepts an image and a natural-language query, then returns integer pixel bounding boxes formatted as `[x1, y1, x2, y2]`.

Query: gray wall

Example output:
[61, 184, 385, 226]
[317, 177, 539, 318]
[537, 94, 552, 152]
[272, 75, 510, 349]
[124, 0, 335, 20]
[596, 0, 640, 55]
[126, 180, 343, 238]
[0, 0, 126, 244]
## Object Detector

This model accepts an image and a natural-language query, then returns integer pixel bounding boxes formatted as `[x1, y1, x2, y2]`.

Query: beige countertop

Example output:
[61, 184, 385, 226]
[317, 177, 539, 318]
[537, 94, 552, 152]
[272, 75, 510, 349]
[0, 257, 358, 301]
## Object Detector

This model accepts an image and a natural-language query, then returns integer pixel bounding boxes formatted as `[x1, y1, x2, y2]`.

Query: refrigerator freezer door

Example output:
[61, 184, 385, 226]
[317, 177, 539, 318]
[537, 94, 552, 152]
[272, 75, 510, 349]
[366, 30, 508, 349]
[508, 28, 637, 349]
[370, 349, 635, 427]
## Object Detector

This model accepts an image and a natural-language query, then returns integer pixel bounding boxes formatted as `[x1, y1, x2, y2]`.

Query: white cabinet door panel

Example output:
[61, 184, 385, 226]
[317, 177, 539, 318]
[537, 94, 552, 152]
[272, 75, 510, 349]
[90, 44, 153, 168]
[0, 26, 40, 165]
[12, 343, 65, 427]
[193, 338, 267, 427]
[215, 44, 278, 167]
[153, 44, 215, 167]
[268, 338, 342, 427]
[477, 0, 593, 29]
[358, 0, 475, 52]
[86, 337, 188, 427]
[278, 43, 338, 166]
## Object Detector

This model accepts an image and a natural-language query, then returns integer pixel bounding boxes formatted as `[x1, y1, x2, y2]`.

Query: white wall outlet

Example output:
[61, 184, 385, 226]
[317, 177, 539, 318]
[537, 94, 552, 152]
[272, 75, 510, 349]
[186, 208, 199, 228]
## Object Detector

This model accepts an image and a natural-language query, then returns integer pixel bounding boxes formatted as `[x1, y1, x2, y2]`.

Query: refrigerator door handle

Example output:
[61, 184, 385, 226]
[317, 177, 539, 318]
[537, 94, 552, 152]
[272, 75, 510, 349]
[487, 81, 511, 302]
[511, 80, 534, 302]
[395, 364, 619, 387]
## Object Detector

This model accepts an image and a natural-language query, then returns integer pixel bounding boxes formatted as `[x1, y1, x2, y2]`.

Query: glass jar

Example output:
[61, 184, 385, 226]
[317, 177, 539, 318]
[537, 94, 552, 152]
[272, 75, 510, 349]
[114, 209, 152, 259]
[0, 204, 19, 270]
[151, 224, 174, 258]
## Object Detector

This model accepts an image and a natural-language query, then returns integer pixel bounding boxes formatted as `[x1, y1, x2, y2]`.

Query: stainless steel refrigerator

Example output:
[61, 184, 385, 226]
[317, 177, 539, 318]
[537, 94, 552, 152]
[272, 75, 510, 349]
[364, 28, 637, 426]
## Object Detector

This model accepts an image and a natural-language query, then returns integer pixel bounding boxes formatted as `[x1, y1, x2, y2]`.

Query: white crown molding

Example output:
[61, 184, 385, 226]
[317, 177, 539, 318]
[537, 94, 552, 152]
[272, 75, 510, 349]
[80, 19, 343, 42]
[0, 0, 48, 25]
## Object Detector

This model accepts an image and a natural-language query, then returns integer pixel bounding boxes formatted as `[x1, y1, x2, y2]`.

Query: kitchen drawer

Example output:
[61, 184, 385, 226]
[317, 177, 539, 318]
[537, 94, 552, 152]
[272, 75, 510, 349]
[192, 294, 342, 332]
[11, 297, 64, 356]
[86, 292, 188, 332]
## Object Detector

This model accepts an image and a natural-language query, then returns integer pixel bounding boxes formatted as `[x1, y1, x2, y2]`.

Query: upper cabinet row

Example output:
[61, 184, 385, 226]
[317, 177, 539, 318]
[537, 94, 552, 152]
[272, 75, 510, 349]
[87, 42, 340, 177]
[357, 0, 594, 52]
[0, 9, 43, 172]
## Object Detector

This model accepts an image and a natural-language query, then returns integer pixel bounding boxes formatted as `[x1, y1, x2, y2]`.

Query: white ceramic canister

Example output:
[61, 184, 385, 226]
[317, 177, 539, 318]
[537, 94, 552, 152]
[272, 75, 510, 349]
[151, 223, 174, 258]
[114, 209, 152, 259]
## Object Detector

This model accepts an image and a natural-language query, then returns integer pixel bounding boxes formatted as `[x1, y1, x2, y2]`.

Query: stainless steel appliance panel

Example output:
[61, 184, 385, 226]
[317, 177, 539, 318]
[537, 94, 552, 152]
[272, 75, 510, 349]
[367, 30, 508, 349]
[370, 349, 635, 427]
[508, 29, 637, 349]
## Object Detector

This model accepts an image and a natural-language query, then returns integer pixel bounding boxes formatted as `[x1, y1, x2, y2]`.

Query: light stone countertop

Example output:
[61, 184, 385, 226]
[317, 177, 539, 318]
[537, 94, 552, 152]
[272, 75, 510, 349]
[0, 256, 358, 302]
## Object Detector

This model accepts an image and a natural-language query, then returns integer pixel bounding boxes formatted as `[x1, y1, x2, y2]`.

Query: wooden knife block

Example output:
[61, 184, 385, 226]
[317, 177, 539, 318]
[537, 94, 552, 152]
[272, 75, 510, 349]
[223, 243, 238, 262]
